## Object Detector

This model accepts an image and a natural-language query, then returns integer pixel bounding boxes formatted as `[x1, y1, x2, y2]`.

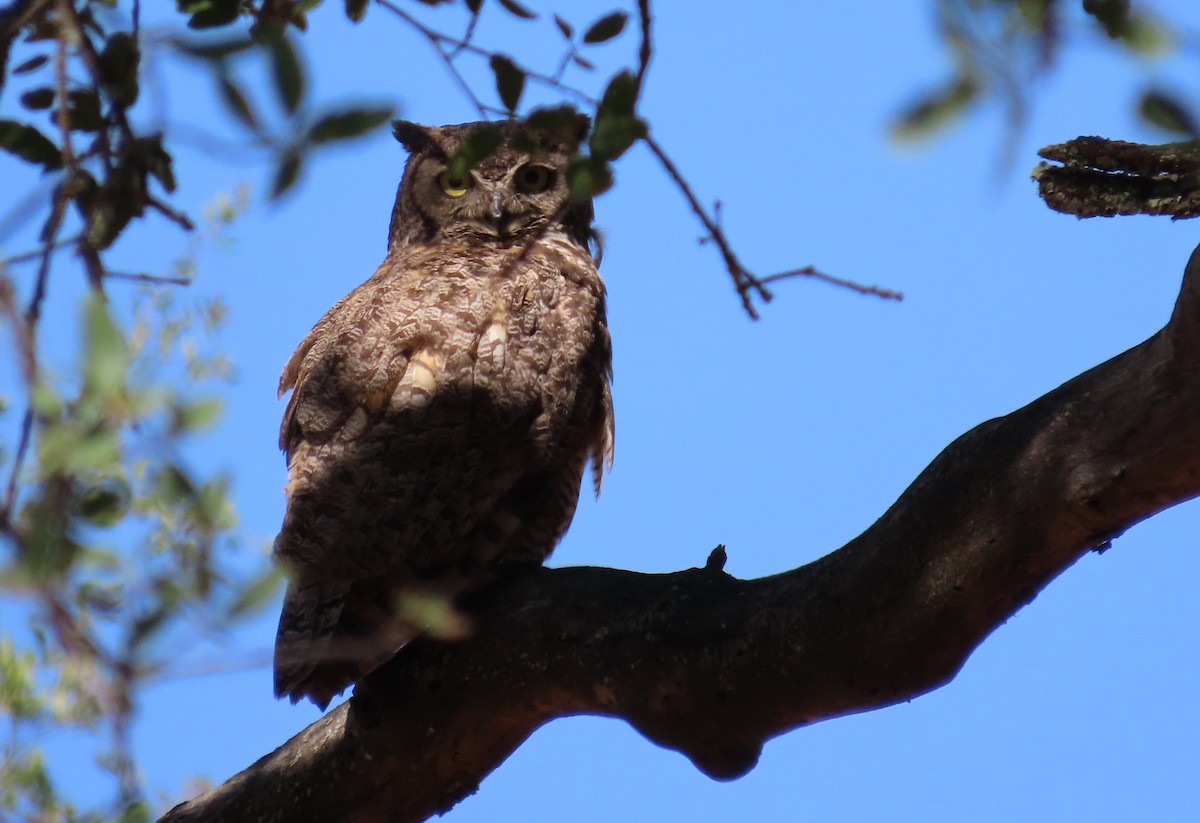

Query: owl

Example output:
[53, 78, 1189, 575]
[272, 116, 614, 709]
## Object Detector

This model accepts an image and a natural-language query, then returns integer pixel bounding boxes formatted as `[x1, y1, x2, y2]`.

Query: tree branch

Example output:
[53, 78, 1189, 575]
[1034, 137, 1200, 218]
[160, 242, 1200, 823]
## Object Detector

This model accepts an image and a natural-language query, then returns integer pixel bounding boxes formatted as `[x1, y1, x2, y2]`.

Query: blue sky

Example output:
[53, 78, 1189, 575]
[4, 1, 1200, 820]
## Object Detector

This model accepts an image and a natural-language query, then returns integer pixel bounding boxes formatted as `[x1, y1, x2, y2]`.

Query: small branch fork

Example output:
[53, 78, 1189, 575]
[373, 0, 898, 317]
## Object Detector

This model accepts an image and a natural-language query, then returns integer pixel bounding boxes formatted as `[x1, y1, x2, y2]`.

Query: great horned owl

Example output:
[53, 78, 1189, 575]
[272, 116, 614, 709]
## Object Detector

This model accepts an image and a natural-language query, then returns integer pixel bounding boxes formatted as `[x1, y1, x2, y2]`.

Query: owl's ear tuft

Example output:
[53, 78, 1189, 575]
[526, 106, 591, 150]
[392, 120, 437, 154]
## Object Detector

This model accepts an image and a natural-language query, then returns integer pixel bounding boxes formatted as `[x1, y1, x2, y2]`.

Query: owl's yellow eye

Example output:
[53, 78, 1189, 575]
[437, 170, 471, 197]
[514, 164, 554, 193]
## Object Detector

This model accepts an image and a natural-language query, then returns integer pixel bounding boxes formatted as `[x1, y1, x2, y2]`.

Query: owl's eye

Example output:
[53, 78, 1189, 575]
[437, 170, 471, 198]
[514, 164, 555, 193]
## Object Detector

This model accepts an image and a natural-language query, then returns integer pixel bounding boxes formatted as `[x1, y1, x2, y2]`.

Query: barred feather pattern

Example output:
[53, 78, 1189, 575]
[272, 119, 614, 709]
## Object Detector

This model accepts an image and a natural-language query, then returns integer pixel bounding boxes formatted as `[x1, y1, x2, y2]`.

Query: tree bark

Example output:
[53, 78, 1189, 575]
[160, 242, 1200, 823]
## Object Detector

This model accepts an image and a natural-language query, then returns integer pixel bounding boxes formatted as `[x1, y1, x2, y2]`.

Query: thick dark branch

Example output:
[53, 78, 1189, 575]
[1034, 137, 1200, 218]
[161, 243, 1200, 823]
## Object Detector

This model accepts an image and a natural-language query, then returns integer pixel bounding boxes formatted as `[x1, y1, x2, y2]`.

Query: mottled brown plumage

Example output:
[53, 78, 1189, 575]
[272, 117, 614, 709]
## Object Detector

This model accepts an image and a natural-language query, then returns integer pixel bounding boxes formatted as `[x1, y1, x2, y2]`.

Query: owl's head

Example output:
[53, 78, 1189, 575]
[388, 115, 594, 254]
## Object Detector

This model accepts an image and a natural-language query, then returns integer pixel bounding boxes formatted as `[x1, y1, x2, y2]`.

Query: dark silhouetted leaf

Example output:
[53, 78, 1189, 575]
[272, 150, 303, 198]
[497, 0, 536, 19]
[13, 54, 49, 74]
[0, 119, 62, 170]
[78, 480, 131, 527]
[554, 14, 573, 39]
[572, 54, 595, 70]
[66, 90, 103, 132]
[1138, 90, 1200, 138]
[85, 194, 137, 251]
[217, 74, 260, 131]
[344, 0, 369, 22]
[1082, 0, 1130, 38]
[490, 54, 525, 113]
[891, 76, 979, 141]
[465, 0, 484, 14]
[583, 11, 627, 44]
[19, 87, 54, 110]
[184, 0, 242, 29]
[307, 106, 394, 144]
[100, 32, 140, 108]
[140, 138, 178, 192]
[260, 28, 305, 114]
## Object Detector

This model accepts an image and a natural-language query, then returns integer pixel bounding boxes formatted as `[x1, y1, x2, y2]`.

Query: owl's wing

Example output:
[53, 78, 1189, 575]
[588, 325, 615, 497]
[271, 268, 529, 707]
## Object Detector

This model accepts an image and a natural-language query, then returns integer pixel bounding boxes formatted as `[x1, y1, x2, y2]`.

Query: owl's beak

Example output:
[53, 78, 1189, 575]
[488, 190, 506, 221]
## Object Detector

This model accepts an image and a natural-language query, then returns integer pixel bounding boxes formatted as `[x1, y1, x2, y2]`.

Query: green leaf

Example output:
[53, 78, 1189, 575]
[590, 71, 645, 161]
[271, 150, 303, 198]
[497, 0, 536, 19]
[489, 54, 525, 113]
[217, 74, 260, 132]
[1138, 90, 1199, 138]
[13, 54, 49, 74]
[259, 28, 305, 114]
[0, 119, 62, 170]
[567, 154, 613, 200]
[19, 87, 54, 110]
[582, 11, 627, 44]
[225, 566, 285, 620]
[83, 295, 128, 402]
[1116, 13, 1170, 56]
[78, 479, 131, 527]
[153, 463, 195, 506]
[599, 70, 638, 114]
[307, 105, 394, 144]
[448, 125, 503, 178]
[891, 76, 979, 141]
[344, 0, 369, 21]
[172, 397, 223, 432]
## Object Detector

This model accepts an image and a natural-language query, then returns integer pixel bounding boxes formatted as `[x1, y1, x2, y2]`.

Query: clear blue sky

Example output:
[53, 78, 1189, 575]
[4, 1, 1200, 820]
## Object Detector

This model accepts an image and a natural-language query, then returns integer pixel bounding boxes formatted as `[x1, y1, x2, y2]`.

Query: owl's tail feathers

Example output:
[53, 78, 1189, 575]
[273, 581, 414, 710]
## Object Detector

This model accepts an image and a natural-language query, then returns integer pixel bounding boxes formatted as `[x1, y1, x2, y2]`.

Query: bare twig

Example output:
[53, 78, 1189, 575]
[634, 0, 652, 94]
[758, 267, 904, 301]
[147, 196, 196, 231]
[0, 233, 83, 266]
[642, 133, 768, 317]
[103, 270, 192, 286]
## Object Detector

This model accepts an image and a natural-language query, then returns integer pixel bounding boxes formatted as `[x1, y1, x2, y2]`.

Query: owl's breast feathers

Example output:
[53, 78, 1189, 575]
[272, 237, 613, 708]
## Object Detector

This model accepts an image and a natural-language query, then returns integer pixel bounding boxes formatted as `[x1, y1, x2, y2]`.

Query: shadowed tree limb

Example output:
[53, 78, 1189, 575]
[1034, 137, 1200, 218]
[161, 242, 1200, 823]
